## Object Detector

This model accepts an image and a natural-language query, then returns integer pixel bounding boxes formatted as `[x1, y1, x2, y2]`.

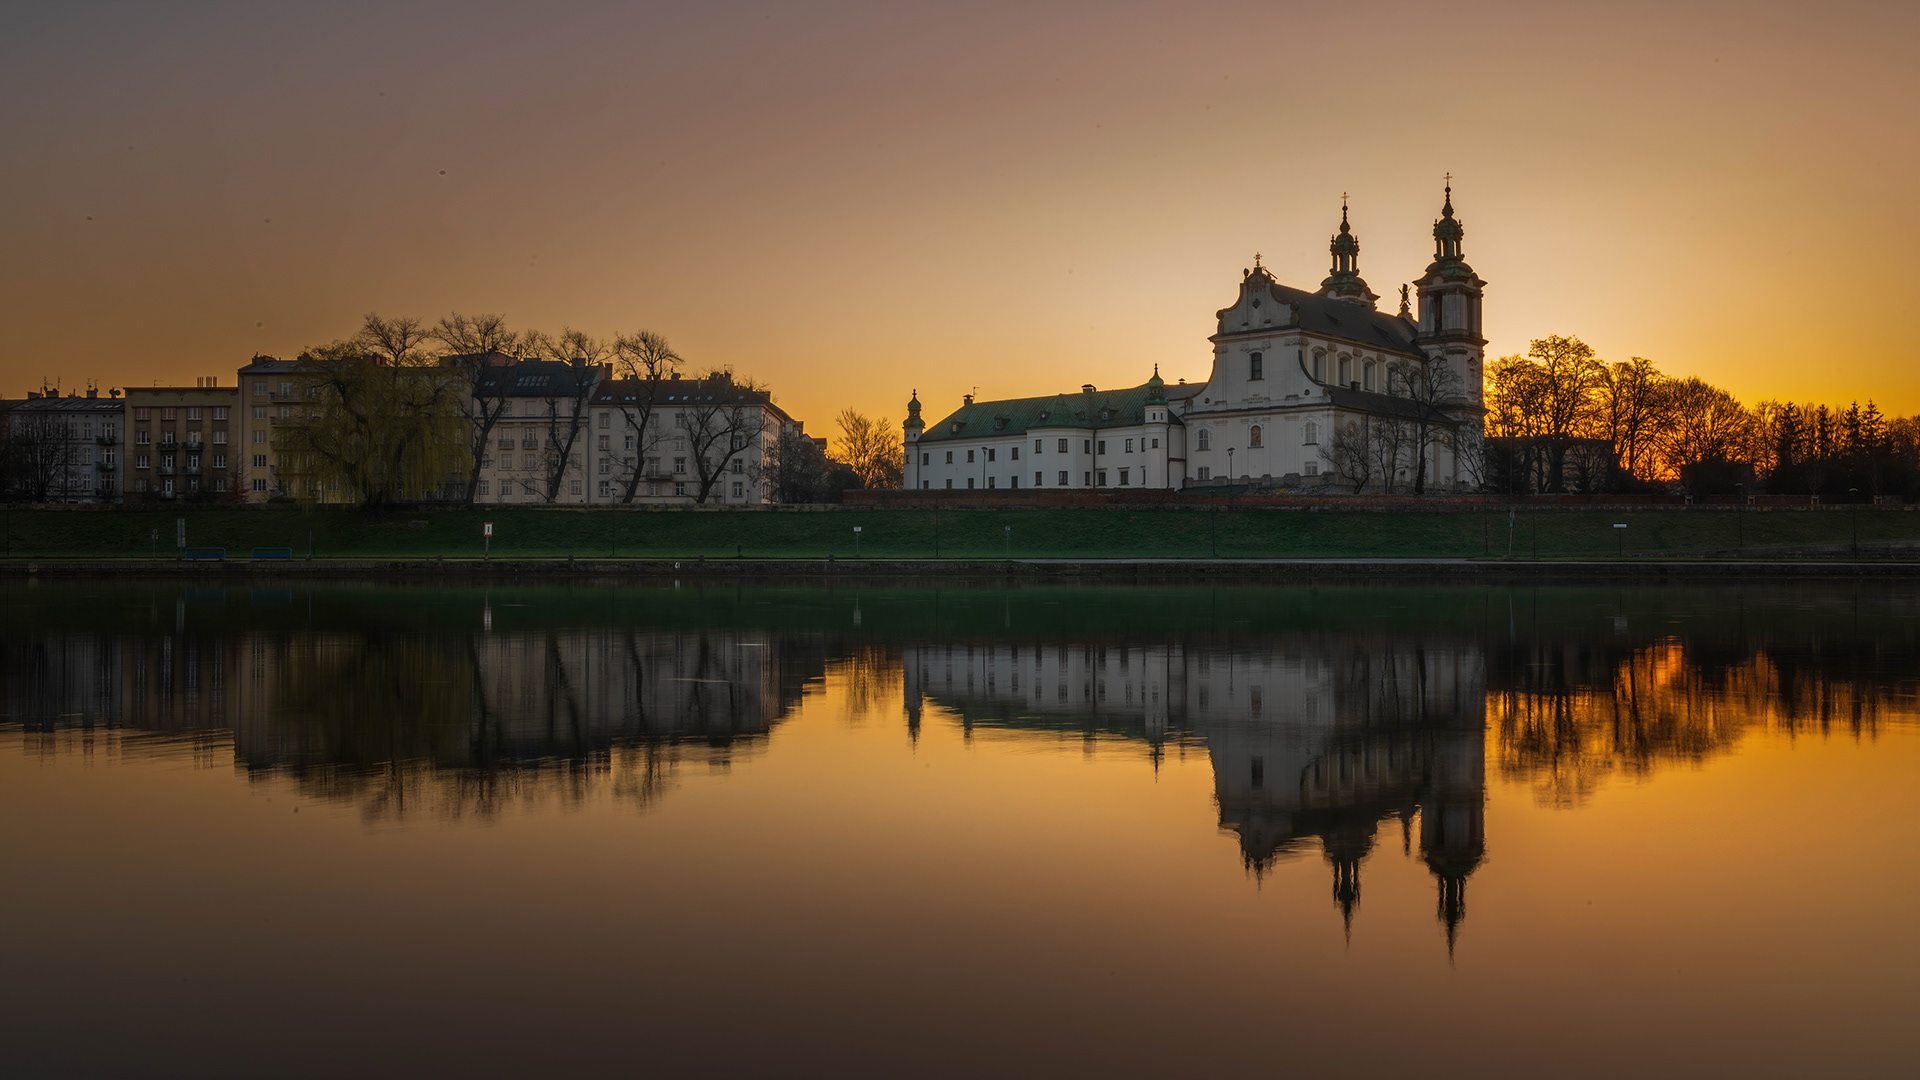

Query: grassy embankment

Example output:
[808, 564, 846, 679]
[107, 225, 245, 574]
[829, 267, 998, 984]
[0, 505, 1912, 561]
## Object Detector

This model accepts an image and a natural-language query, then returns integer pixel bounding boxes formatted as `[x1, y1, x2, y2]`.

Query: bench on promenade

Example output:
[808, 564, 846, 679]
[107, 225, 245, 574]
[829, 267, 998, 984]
[182, 547, 227, 561]
[250, 547, 294, 560]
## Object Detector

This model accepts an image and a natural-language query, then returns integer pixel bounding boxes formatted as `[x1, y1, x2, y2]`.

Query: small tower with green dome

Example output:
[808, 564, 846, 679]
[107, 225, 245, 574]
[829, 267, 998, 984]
[1318, 197, 1379, 309]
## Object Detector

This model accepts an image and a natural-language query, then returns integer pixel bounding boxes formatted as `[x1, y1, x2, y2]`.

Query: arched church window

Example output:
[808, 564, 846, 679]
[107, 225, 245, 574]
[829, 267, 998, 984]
[1338, 356, 1352, 385]
[1311, 350, 1325, 381]
[1249, 352, 1264, 380]
[1197, 429, 1210, 451]
[1249, 425, 1263, 448]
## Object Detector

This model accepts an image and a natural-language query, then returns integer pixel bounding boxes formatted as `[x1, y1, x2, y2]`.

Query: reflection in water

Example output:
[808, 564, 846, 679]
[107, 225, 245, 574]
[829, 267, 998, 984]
[905, 638, 1486, 946]
[5, 583, 1918, 953]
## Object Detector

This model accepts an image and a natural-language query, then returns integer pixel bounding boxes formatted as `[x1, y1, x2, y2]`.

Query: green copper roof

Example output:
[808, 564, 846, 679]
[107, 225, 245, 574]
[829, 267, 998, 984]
[917, 380, 1168, 444]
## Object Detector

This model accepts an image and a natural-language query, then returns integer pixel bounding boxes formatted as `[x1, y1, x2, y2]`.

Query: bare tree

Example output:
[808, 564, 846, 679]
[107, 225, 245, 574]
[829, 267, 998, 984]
[1365, 414, 1411, 493]
[680, 369, 764, 504]
[1392, 358, 1466, 493]
[1595, 356, 1669, 482]
[528, 329, 609, 503]
[606, 330, 681, 503]
[433, 312, 524, 507]
[834, 409, 904, 489]
[2, 411, 78, 503]
[765, 424, 829, 503]
[1320, 418, 1372, 493]
[1659, 377, 1752, 478]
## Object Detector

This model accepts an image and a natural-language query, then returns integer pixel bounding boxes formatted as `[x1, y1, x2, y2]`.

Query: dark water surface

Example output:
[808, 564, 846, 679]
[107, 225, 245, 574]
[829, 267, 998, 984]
[3, 580, 1916, 1078]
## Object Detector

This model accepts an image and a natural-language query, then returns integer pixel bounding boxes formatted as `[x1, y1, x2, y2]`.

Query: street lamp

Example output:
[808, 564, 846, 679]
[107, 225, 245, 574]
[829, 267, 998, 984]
[981, 446, 989, 492]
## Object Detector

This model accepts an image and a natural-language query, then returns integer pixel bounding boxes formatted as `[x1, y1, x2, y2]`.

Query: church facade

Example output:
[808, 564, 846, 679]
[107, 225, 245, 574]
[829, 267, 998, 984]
[904, 186, 1486, 493]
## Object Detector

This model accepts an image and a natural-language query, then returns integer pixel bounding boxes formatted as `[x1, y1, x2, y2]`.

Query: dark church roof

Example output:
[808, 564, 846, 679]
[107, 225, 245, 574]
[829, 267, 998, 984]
[1219, 267, 1423, 358]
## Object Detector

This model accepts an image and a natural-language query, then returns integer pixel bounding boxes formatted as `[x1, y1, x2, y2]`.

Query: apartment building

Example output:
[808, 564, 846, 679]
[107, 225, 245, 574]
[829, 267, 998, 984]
[236, 356, 304, 500]
[124, 379, 239, 500]
[5, 389, 125, 502]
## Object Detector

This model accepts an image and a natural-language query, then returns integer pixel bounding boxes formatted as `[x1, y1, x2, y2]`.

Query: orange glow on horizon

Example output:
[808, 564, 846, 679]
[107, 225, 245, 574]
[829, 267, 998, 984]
[4, 1, 1917, 426]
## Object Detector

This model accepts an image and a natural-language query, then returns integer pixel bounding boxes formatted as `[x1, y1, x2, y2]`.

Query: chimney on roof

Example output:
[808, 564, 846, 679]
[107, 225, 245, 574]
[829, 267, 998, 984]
[86, 387, 98, 398]
[26, 391, 39, 400]
[963, 393, 973, 405]
[1082, 384, 1096, 394]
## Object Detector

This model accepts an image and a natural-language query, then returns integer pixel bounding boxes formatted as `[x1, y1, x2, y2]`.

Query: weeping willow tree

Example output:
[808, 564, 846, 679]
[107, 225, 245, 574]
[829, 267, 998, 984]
[275, 319, 472, 508]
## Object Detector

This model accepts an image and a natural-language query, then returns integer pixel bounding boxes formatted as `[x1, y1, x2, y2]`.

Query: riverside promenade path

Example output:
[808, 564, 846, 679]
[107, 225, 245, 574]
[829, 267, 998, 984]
[4, 556, 1919, 581]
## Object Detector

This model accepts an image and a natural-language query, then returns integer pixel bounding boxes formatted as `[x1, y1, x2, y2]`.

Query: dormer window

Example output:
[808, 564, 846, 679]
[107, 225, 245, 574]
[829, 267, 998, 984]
[951, 421, 962, 434]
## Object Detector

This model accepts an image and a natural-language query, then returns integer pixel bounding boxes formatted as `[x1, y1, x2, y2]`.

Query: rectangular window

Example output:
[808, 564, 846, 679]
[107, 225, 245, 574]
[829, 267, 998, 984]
[945, 451, 953, 464]
[252, 477, 267, 492]
[966, 450, 975, 463]
[278, 382, 291, 396]
[732, 482, 744, 498]
[1058, 439, 1068, 453]
[944, 479, 953, 489]
[987, 476, 996, 488]
[477, 481, 490, 496]
[1035, 472, 1043, 486]
[186, 455, 199, 471]
[136, 455, 150, 470]
[1096, 470, 1107, 486]
[253, 383, 266, 397]
[1035, 439, 1044, 453]
[732, 459, 744, 474]
[254, 406, 267, 420]
[187, 407, 201, 421]
[1010, 446, 1019, 460]
[624, 435, 635, 450]
[674, 481, 687, 496]
[212, 454, 226, 469]
[134, 408, 151, 421]
[162, 432, 176, 445]
[1096, 440, 1105, 454]
[252, 430, 265, 444]
[213, 407, 227, 421]
[501, 480, 514, 497]
[987, 448, 996, 462]
[598, 413, 609, 428]
[570, 480, 582, 496]
[136, 430, 151, 445]
[1251, 355, 1264, 380]
[1083, 440, 1091, 453]
[1057, 471, 1068, 485]
[162, 408, 176, 421]
[1009, 475, 1019, 489]
[1198, 466, 1211, 480]
[1120, 469, 1130, 485]
[922, 480, 929, 489]
[674, 457, 686, 474]
[252, 454, 267, 468]
[966, 478, 975, 488]
[598, 435, 609, 451]
[1305, 461, 1319, 476]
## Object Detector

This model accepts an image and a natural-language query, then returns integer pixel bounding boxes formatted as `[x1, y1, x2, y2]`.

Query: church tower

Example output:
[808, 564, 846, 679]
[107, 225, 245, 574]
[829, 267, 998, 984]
[903, 390, 924, 489]
[1413, 181, 1487, 414]
[1318, 199, 1379, 309]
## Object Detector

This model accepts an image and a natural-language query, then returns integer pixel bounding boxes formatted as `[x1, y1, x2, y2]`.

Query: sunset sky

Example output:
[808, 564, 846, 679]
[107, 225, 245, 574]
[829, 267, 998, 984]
[4, 0, 1917, 430]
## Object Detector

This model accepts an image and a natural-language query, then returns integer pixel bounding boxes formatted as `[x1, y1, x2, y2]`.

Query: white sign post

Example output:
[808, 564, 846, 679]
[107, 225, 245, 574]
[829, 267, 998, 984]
[483, 521, 493, 560]
[853, 525, 862, 558]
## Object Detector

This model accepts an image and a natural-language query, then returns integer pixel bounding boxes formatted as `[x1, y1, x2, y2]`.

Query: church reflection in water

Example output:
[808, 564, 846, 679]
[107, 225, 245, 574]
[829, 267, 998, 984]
[903, 639, 1486, 947]
[6, 583, 1914, 952]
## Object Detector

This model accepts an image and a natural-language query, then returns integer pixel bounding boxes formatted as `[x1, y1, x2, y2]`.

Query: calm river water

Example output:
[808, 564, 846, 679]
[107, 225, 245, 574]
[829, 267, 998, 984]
[2, 580, 1916, 1078]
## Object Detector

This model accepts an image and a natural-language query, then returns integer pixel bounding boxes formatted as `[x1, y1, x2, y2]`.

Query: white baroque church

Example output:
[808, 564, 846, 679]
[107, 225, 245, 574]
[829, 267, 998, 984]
[904, 186, 1486, 493]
